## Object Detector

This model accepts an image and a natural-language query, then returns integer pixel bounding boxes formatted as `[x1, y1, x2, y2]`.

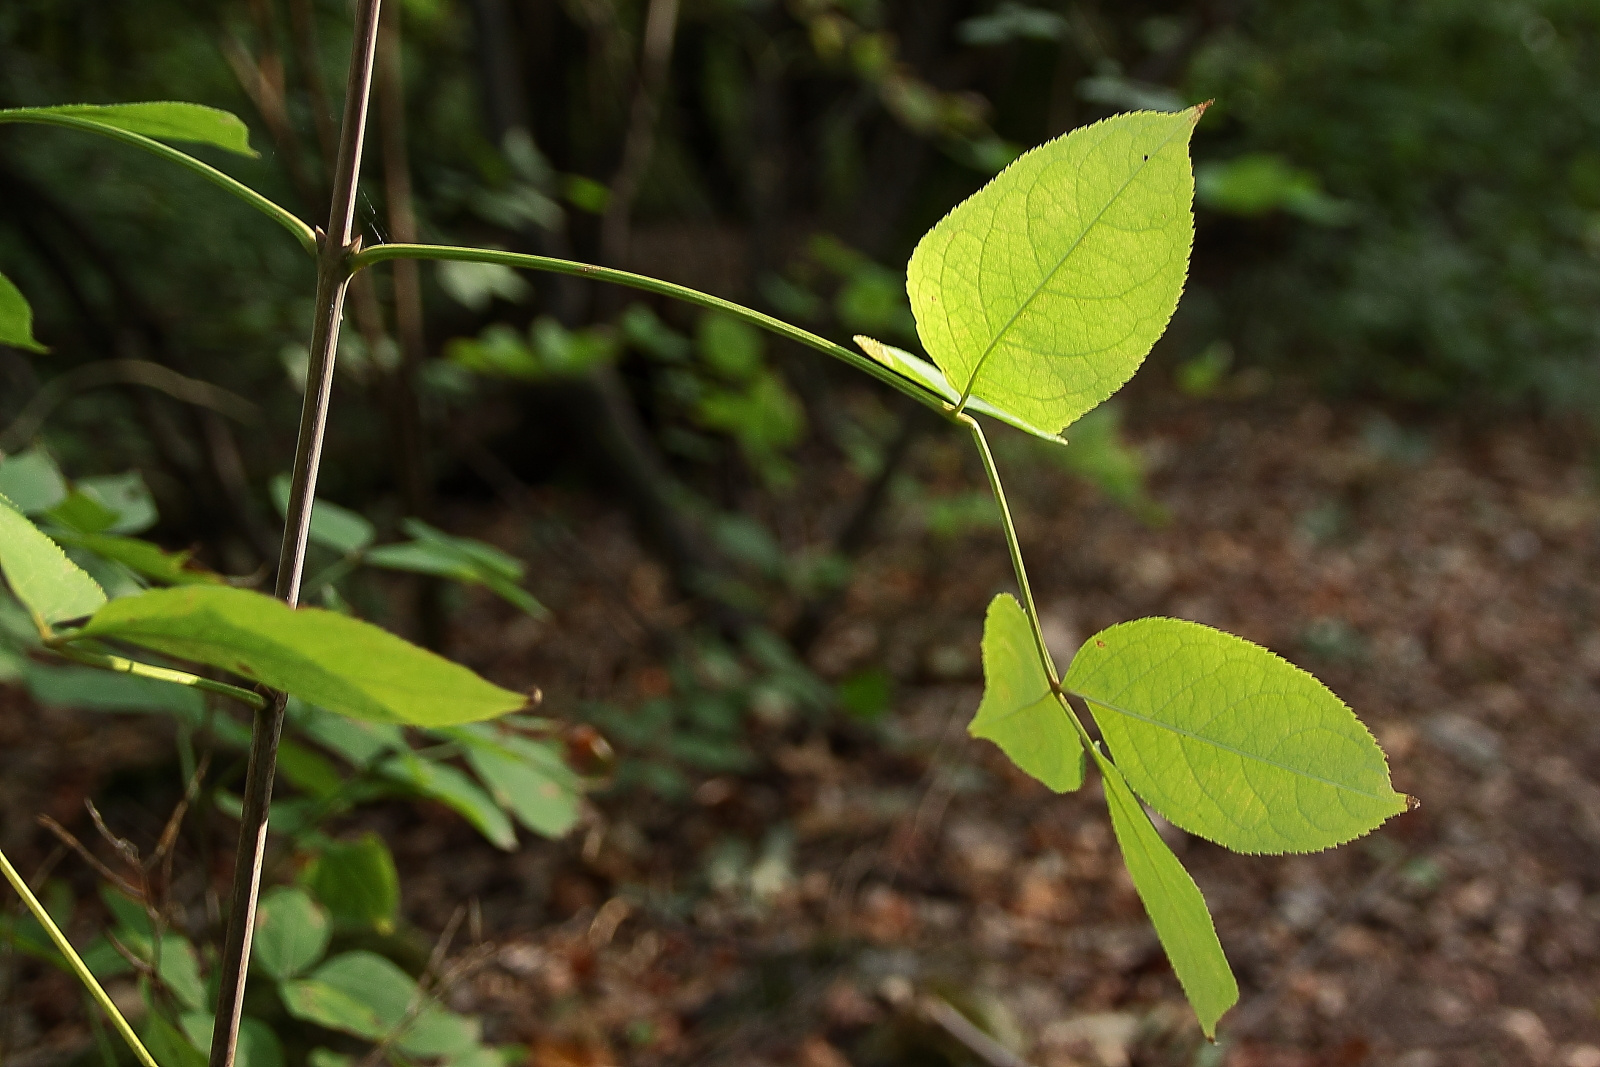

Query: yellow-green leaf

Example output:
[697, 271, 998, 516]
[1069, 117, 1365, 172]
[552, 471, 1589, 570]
[2, 102, 256, 156]
[73, 585, 528, 726]
[969, 593, 1083, 791]
[907, 107, 1202, 434]
[1065, 617, 1409, 854]
[0, 494, 105, 625]
[1095, 747, 1237, 1038]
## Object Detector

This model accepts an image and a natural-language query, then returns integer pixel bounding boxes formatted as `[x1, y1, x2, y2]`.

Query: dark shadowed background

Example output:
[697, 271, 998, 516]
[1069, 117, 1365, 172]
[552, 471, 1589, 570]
[2, 2, 1599, 1065]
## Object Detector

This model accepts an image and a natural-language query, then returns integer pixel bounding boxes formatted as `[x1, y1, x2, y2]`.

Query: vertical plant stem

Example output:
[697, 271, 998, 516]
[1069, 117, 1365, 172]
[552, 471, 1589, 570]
[962, 414, 1058, 682]
[208, 3, 384, 1065]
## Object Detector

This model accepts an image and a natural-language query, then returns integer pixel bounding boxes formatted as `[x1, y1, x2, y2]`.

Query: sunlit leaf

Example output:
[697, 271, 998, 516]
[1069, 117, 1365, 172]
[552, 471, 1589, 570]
[74, 585, 529, 726]
[1064, 617, 1409, 854]
[0, 271, 47, 353]
[969, 593, 1083, 791]
[1095, 748, 1237, 1038]
[853, 335, 1066, 445]
[0, 494, 105, 625]
[2, 102, 256, 156]
[906, 107, 1202, 434]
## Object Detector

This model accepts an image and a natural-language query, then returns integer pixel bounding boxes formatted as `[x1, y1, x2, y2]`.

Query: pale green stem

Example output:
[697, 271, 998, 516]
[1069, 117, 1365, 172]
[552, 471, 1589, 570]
[0, 847, 162, 1067]
[961, 413, 1105, 755]
[47, 643, 266, 710]
[349, 243, 959, 421]
[962, 413, 1056, 681]
[0, 113, 316, 255]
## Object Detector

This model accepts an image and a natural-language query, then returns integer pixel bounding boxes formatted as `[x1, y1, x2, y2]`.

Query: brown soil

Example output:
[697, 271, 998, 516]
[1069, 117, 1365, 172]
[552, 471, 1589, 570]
[5, 392, 1600, 1067]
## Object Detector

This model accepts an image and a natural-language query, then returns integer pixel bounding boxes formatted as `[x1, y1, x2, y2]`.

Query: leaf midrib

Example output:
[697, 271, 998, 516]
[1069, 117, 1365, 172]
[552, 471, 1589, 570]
[1077, 691, 1395, 803]
[954, 115, 1192, 409]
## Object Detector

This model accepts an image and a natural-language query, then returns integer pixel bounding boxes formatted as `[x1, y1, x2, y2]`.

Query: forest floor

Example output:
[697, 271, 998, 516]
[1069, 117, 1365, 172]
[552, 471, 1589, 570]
[5, 390, 1600, 1067]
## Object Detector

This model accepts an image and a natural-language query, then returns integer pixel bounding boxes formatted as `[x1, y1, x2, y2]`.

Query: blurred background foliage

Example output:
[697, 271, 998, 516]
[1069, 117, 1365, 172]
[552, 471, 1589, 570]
[1, 0, 1597, 627]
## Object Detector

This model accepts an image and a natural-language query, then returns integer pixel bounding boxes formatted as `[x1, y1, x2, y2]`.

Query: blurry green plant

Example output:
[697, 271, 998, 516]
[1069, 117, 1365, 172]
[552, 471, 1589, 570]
[0, 16, 1410, 1057]
[1187, 0, 1600, 407]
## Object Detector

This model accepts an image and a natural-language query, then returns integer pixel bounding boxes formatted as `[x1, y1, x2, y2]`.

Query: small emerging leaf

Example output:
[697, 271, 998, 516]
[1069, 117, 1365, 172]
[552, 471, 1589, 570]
[2, 102, 257, 156]
[907, 107, 1203, 434]
[854, 335, 1067, 445]
[1095, 748, 1237, 1038]
[969, 593, 1083, 791]
[0, 271, 47, 353]
[74, 585, 528, 726]
[1065, 617, 1408, 854]
[0, 494, 105, 625]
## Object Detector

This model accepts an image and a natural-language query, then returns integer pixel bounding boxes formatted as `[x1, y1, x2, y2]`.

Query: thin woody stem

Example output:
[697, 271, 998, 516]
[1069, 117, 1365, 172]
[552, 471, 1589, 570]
[208, 2, 384, 1065]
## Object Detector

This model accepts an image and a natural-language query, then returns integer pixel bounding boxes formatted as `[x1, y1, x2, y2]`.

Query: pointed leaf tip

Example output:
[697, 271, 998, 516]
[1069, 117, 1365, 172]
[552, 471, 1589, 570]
[0, 272, 47, 354]
[1096, 751, 1237, 1037]
[2, 102, 257, 156]
[907, 107, 1201, 435]
[1065, 616, 1409, 855]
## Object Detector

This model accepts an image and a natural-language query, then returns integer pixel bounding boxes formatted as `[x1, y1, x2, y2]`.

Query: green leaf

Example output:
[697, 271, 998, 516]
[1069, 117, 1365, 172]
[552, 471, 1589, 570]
[449, 725, 581, 838]
[906, 107, 1202, 434]
[0, 271, 47, 353]
[0, 448, 67, 513]
[303, 834, 401, 934]
[697, 313, 764, 381]
[280, 978, 386, 1039]
[180, 1015, 285, 1067]
[969, 593, 1083, 791]
[269, 474, 375, 556]
[1095, 748, 1236, 1038]
[142, 1012, 208, 1067]
[3, 102, 257, 156]
[367, 519, 544, 617]
[853, 335, 1066, 445]
[75, 472, 157, 534]
[0, 494, 105, 625]
[290, 699, 405, 766]
[379, 753, 517, 849]
[301, 951, 482, 1057]
[252, 886, 331, 980]
[44, 489, 121, 535]
[1064, 617, 1409, 854]
[52, 533, 222, 586]
[74, 585, 529, 726]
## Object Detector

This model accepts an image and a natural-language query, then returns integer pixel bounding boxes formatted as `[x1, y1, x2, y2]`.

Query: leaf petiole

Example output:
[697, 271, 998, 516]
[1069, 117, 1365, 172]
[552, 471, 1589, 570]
[44, 640, 268, 709]
[0, 111, 317, 254]
[349, 243, 960, 421]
